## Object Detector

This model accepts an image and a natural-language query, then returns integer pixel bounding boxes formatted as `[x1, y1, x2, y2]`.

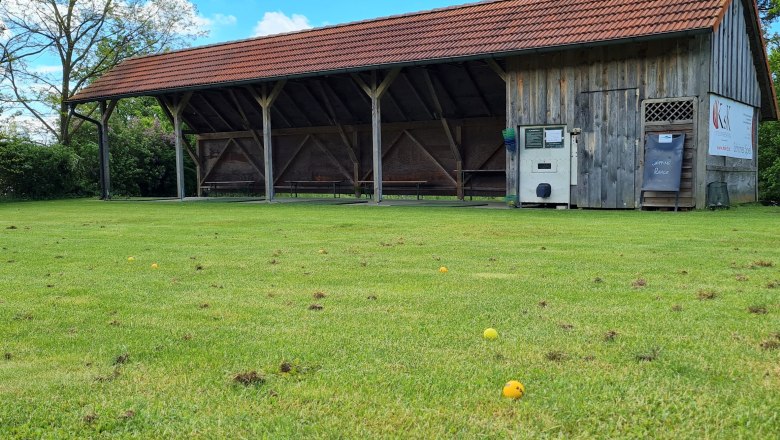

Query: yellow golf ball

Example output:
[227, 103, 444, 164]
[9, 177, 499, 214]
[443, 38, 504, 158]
[151, 263, 159, 269]
[502, 380, 525, 400]
[439, 266, 448, 273]
[127, 256, 135, 262]
[483, 328, 498, 340]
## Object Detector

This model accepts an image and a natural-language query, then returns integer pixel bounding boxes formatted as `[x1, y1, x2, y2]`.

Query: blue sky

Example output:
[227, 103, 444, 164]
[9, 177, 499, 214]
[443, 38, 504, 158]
[192, 0, 469, 45]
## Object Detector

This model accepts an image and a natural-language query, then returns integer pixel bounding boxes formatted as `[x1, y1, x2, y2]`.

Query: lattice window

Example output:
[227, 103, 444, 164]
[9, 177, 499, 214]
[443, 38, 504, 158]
[644, 99, 695, 123]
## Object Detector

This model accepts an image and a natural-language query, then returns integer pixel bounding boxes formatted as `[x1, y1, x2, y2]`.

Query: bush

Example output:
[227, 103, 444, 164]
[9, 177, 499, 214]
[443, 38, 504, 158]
[0, 137, 84, 199]
[758, 121, 780, 202]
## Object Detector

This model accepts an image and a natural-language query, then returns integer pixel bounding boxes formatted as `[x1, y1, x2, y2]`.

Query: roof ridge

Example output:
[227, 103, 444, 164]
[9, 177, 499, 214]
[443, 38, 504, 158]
[120, 0, 514, 64]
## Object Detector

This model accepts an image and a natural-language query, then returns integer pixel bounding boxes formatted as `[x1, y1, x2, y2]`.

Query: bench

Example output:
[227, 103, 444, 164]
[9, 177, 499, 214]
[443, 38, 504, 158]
[200, 181, 259, 194]
[358, 180, 428, 200]
[285, 180, 344, 198]
[460, 170, 506, 200]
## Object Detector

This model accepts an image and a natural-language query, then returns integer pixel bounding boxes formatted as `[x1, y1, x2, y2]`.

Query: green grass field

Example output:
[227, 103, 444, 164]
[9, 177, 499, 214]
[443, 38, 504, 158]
[1, 199, 779, 438]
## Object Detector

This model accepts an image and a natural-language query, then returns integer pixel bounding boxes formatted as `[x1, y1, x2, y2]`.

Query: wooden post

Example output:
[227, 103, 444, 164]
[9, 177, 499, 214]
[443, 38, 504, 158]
[371, 72, 383, 203]
[173, 111, 185, 200]
[98, 100, 117, 200]
[423, 69, 464, 200]
[162, 93, 193, 200]
[252, 81, 286, 202]
[353, 68, 400, 204]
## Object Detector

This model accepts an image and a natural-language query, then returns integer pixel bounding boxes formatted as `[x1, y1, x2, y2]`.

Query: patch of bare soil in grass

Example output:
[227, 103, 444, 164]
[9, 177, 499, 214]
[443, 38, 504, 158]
[308, 304, 323, 311]
[632, 279, 647, 288]
[604, 330, 618, 342]
[113, 353, 129, 366]
[545, 351, 567, 362]
[751, 260, 774, 268]
[697, 289, 718, 300]
[313, 291, 326, 299]
[748, 305, 768, 315]
[636, 347, 661, 362]
[760, 333, 780, 351]
[233, 371, 265, 386]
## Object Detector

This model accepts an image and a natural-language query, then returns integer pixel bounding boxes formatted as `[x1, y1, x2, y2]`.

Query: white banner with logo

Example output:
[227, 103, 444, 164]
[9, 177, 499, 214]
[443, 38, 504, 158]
[708, 95, 755, 160]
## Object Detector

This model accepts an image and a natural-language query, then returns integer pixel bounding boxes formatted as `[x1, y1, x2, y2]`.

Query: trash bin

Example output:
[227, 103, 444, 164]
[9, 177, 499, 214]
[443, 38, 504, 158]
[706, 182, 729, 209]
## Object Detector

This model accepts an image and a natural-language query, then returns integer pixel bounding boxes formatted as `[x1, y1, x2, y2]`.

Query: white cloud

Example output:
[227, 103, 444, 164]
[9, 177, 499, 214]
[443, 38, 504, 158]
[253, 12, 312, 37]
[213, 14, 237, 26]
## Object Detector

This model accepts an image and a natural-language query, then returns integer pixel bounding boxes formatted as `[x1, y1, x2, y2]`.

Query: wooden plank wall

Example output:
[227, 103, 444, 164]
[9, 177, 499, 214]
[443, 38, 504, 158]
[711, 0, 762, 107]
[197, 118, 505, 196]
[708, 0, 761, 203]
[642, 121, 696, 208]
[506, 35, 710, 208]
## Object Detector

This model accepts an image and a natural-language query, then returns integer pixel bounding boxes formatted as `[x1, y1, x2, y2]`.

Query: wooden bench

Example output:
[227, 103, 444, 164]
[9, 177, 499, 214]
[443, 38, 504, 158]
[358, 180, 428, 200]
[200, 181, 258, 194]
[285, 180, 344, 198]
[460, 170, 506, 200]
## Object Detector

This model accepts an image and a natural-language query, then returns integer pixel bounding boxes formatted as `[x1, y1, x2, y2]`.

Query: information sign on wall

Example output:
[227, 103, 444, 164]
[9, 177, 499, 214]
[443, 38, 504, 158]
[708, 95, 755, 160]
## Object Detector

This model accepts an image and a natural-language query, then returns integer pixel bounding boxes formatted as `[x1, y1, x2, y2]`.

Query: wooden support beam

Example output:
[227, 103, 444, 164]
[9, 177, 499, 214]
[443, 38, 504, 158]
[274, 135, 311, 185]
[352, 68, 400, 203]
[298, 82, 334, 125]
[384, 88, 409, 122]
[226, 89, 252, 129]
[310, 135, 354, 181]
[251, 81, 287, 201]
[98, 100, 117, 200]
[198, 93, 235, 131]
[486, 59, 506, 82]
[233, 137, 266, 179]
[346, 75, 372, 108]
[403, 130, 457, 186]
[277, 88, 314, 126]
[162, 92, 193, 199]
[225, 90, 267, 175]
[195, 117, 504, 140]
[319, 80, 356, 122]
[243, 85, 293, 128]
[312, 81, 359, 166]
[187, 101, 219, 133]
[200, 138, 234, 184]
[423, 69, 464, 199]
[400, 71, 435, 120]
[473, 142, 506, 171]
[182, 136, 201, 196]
[463, 63, 493, 117]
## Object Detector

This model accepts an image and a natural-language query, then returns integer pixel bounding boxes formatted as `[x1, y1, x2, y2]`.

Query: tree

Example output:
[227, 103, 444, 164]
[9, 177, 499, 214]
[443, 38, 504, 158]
[0, 0, 207, 145]
[758, 0, 780, 30]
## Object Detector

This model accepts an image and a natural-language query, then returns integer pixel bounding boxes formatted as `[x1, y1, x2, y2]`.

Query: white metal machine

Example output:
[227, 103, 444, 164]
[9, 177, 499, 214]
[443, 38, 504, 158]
[518, 125, 573, 207]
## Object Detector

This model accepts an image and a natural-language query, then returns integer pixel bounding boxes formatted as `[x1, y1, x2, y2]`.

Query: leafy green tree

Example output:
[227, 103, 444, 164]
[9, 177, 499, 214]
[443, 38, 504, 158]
[0, 0, 206, 145]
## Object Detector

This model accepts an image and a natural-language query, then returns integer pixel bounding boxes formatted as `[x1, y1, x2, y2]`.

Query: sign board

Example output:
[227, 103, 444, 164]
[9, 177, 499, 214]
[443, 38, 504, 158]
[642, 133, 685, 192]
[544, 128, 564, 148]
[524, 128, 544, 149]
[708, 95, 755, 159]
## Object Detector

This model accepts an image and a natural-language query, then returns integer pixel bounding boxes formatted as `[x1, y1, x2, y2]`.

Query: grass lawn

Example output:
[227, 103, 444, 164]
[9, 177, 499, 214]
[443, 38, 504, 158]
[1, 199, 779, 438]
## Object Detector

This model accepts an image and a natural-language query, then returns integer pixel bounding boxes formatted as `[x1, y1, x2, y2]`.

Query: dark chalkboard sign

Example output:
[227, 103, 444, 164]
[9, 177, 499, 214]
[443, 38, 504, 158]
[642, 133, 685, 192]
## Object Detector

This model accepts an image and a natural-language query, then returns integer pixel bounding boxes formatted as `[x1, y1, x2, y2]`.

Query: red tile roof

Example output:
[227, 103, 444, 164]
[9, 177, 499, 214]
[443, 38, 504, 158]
[71, 0, 731, 102]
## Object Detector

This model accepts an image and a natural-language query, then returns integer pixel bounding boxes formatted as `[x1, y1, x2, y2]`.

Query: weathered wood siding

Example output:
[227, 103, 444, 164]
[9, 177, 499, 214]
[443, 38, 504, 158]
[707, 0, 761, 204]
[506, 35, 710, 208]
[197, 118, 505, 196]
[711, 0, 762, 107]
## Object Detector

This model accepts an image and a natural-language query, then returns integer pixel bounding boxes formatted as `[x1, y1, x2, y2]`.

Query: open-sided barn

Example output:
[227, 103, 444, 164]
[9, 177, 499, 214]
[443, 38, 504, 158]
[69, 0, 777, 209]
